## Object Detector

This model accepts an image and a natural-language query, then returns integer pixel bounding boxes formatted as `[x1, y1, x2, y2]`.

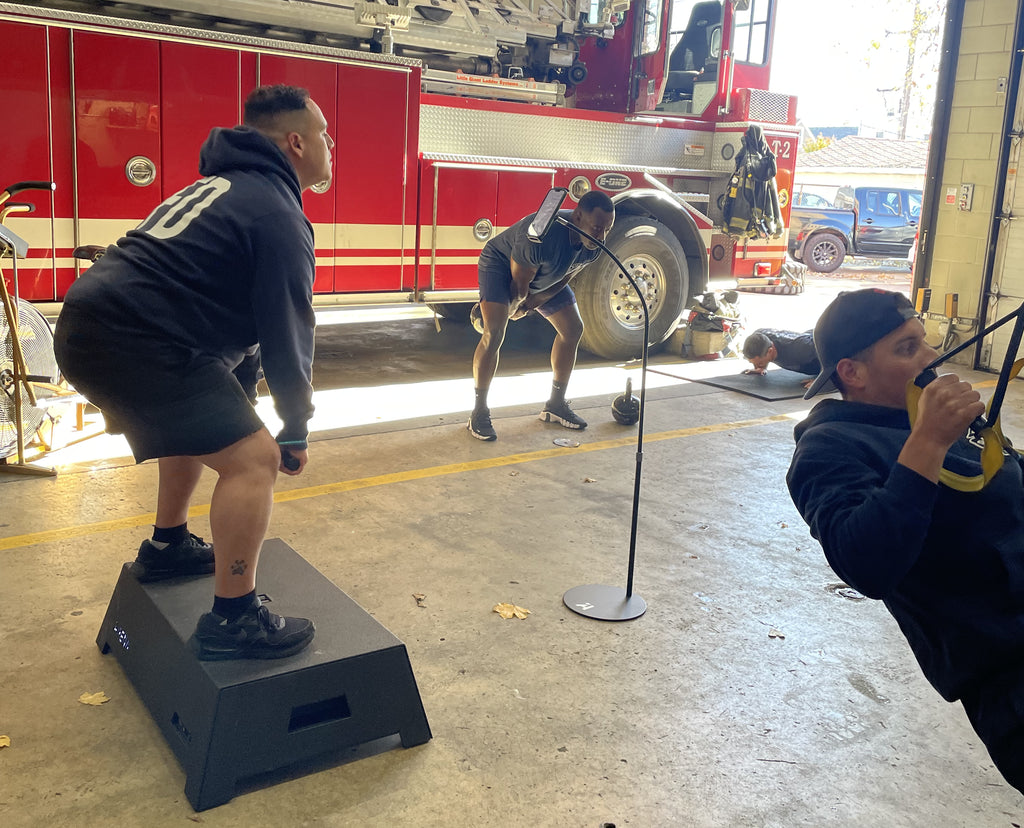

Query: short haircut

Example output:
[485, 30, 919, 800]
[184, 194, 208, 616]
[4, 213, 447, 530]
[578, 190, 615, 214]
[742, 331, 772, 360]
[243, 85, 310, 129]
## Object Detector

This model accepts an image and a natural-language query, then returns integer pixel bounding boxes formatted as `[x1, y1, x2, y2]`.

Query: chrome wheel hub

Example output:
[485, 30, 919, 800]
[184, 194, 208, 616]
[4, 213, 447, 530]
[608, 254, 664, 331]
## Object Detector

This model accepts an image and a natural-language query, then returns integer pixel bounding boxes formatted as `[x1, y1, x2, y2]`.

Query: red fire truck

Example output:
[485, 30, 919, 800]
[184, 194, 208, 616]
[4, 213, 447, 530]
[0, 0, 799, 359]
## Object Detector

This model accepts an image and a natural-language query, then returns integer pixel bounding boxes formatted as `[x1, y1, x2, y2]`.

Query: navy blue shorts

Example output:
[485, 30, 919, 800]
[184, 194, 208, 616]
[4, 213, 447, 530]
[54, 308, 263, 463]
[478, 260, 577, 318]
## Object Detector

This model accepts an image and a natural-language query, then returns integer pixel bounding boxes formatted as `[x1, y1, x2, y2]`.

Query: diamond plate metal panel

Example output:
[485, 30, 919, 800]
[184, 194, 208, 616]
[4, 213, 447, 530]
[748, 89, 791, 124]
[420, 105, 716, 172]
[711, 130, 743, 173]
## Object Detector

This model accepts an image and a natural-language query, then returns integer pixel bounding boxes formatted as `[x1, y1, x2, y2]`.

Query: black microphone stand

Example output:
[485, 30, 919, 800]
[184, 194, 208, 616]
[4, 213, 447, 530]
[529, 190, 649, 621]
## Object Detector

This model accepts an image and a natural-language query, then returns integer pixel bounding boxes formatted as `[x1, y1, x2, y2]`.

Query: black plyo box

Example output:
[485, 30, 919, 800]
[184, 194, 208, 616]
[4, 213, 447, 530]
[96, 538, 431, 811]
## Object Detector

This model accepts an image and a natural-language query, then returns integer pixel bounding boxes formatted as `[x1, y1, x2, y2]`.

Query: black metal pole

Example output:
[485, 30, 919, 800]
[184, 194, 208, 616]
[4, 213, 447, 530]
[555, 216, 649, 598]
[987, 305, 1024, 427]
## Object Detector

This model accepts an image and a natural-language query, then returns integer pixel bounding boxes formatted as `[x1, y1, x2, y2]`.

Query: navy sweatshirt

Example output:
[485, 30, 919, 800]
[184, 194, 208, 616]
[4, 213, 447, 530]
[755, 328, 820, 376]
[62, 127, 316, 447]
[787, 399, 1024, 701]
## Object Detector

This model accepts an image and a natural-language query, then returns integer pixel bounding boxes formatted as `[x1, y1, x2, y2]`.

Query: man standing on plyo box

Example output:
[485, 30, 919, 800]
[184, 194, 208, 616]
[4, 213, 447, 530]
[468, 191, 615, 441]
[55, 85, 333, 661]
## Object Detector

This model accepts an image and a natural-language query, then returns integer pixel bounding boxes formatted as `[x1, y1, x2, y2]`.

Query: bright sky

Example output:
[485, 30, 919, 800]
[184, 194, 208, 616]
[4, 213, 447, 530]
[768, 0, 942, 137]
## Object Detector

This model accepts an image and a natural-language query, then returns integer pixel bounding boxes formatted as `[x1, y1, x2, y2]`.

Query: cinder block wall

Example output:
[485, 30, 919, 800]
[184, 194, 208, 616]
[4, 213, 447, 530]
[925, 0, 1020, 349]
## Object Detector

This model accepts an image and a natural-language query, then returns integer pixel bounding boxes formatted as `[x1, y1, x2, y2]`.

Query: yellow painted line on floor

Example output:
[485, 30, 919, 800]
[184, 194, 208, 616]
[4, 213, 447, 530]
[0, 413, 795, 552]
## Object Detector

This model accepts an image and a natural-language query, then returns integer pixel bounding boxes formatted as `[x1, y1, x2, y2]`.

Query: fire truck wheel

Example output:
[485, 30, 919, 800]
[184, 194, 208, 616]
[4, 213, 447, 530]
[575, 216, 688, 360]
[427, 302, 473, 323]
[804, 233, 847, 273]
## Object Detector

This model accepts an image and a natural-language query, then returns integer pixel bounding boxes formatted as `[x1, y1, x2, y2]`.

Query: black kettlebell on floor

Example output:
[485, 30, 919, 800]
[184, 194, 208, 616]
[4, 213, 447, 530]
[611, 377, 640, 425]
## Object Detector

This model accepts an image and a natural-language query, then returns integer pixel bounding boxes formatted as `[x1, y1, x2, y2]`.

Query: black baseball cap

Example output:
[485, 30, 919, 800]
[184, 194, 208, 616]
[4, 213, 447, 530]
[804, 289, 920, 399]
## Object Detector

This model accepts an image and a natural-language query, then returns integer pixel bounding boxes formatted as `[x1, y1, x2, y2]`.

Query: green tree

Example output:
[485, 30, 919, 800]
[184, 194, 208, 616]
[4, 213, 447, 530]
[872, 0, 945, 138]
[803, 133, 833, 153]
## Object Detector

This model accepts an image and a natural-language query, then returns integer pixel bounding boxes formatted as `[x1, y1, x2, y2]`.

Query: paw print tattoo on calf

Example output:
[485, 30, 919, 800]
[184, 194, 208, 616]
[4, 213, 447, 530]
[231, 559, 248, 576]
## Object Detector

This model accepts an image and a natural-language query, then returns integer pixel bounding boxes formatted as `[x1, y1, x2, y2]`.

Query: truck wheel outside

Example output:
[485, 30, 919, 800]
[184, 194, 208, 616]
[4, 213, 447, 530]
[575, 216, 688, 360]
[805, 234, 847, 273]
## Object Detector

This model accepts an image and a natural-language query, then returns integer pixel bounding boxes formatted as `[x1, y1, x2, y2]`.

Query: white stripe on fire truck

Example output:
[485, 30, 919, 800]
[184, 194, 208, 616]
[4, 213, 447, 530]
[37, 220, 760, 268]
[56, 219, 420, 253]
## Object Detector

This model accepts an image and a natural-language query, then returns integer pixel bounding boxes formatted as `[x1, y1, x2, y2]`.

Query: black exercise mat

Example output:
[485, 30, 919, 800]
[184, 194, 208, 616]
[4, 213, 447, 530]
[649, 366, 832, 401]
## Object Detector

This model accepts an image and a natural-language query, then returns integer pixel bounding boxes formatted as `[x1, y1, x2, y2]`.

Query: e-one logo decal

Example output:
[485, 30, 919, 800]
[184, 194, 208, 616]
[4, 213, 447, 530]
[595, 173, 631, 192]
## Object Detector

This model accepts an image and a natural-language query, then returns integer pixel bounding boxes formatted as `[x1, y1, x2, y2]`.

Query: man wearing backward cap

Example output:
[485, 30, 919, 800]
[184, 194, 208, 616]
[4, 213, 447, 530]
[787, 288, 1024, 794]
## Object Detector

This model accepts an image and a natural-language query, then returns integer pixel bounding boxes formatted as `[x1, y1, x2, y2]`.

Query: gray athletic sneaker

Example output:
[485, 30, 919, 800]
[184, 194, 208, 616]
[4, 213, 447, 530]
[189, 598, 315, 661]
[539, 399, 588, 430]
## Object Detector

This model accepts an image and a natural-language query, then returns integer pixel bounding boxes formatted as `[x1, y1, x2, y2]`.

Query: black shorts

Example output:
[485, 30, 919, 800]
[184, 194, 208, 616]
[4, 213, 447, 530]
[53, 308, 263, 463]
[477, 259, 577, 317]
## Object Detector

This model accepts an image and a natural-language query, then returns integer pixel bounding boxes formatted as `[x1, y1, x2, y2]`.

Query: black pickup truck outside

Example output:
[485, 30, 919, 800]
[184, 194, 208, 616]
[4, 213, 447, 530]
[788, 186, 922, 272]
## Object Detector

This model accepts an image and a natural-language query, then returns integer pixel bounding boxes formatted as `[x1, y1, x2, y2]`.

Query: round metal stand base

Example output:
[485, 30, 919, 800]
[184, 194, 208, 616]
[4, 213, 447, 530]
[563, 584, 647, 621]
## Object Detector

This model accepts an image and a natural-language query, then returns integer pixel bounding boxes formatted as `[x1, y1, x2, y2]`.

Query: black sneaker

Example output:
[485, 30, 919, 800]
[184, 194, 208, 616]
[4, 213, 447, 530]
[129, 535, 215, 583]
[189, 599, 316, 661]
[468, 408, 497, 441]
[539, 399, 588, 430]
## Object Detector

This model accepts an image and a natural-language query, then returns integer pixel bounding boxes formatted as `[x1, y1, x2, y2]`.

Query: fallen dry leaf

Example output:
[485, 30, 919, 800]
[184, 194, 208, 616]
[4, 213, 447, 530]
[413, 593, 427, 608]
[493, 602, 530, 620]
[78, 691, 110, 706]
[0, 735, 10, 748]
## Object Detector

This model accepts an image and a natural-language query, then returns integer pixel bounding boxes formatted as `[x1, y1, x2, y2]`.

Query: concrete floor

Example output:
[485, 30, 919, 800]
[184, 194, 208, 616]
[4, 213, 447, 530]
[3, 274, 1024, 826]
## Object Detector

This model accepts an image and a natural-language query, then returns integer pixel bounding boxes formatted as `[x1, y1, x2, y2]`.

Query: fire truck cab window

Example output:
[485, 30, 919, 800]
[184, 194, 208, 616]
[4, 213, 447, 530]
[667, 1, 723, 72]
[732, 0, 771, 66]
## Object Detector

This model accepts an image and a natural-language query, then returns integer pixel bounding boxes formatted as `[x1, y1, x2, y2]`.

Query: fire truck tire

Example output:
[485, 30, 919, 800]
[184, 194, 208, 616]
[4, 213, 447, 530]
[804, 233, 847, 273]
[575, 216, 688, 360]
[427, 302, 472, 322]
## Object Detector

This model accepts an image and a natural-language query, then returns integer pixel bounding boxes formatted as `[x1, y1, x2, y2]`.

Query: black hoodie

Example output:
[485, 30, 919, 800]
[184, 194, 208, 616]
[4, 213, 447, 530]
[787, 398, 1024, 701]
[61, 127, 315, 446]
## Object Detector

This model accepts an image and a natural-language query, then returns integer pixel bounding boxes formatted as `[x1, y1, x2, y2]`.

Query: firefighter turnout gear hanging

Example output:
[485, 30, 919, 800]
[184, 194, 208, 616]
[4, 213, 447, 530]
[723, 125, 784, 240]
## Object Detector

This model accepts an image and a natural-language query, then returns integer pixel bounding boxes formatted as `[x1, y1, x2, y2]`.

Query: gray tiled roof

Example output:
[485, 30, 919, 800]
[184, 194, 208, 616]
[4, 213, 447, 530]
[797, 136, 929, 169]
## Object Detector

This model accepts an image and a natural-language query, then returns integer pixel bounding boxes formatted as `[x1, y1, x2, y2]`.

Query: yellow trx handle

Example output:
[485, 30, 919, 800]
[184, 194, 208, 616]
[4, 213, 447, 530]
[905, 358, 1024, 492]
